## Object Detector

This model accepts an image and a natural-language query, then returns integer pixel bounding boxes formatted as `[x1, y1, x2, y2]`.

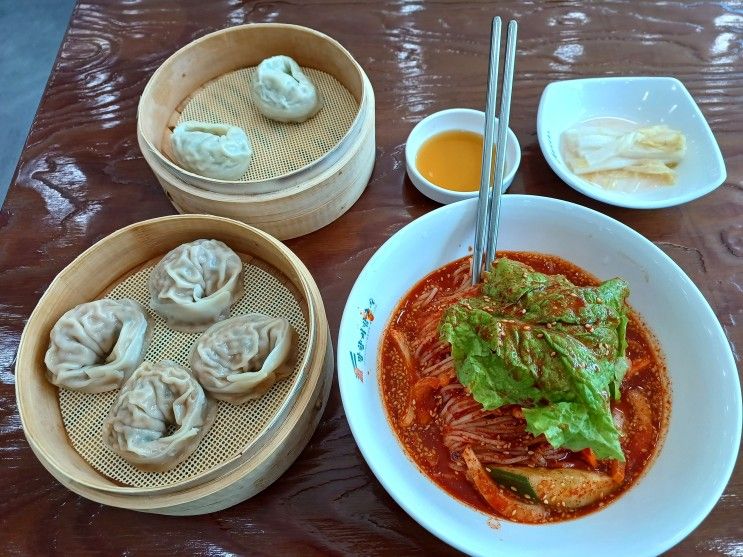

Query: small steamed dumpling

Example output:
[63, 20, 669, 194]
[148, 239, 244, 332]
[190, 313, 293, 404]
[102, 360, 217, 472]
[45, 298, 152, 393]
[251, 55, 323, 123]
[171, 121, 253, 180]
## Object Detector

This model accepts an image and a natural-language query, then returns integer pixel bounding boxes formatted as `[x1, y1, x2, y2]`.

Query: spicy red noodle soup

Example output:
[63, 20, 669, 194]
[379, 252, 669, 523]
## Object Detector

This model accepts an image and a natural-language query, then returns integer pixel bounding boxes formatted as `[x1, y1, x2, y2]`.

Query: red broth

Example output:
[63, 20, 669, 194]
[379, 252, 669, 523]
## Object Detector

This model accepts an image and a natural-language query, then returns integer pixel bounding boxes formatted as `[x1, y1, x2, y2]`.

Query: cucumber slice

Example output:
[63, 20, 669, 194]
[487, 467, 539, 501]
[489, 466, 618, 509]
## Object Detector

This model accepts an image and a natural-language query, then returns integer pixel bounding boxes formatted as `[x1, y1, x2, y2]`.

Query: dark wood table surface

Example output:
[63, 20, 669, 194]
[1, 1, 741, 554]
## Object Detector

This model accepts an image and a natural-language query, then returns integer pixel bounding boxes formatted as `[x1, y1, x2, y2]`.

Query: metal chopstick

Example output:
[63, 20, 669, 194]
[471, 17, 501, 286]
[485, 20, 518, 267]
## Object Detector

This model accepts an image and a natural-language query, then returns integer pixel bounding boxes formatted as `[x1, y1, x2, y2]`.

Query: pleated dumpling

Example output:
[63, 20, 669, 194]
[251, 55, 323, 123]
[102, 360, 217, 472]
[148, 239, 244, 332]
[171, 121, 253, 180]
[190, 313, 293, 404]
[44, 298, 152, 393]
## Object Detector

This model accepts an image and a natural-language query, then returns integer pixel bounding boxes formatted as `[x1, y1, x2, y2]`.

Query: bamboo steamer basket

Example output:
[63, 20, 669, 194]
[137, 23, 376, 240]
[15, 215, 333, 514]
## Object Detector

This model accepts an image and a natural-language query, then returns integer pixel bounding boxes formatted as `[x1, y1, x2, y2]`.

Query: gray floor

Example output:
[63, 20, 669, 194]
[0, 0, 76, 207]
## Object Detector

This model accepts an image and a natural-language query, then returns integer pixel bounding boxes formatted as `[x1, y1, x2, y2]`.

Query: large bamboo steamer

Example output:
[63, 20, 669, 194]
[15, 215, 333, 513]
[137, 23, 376, 240]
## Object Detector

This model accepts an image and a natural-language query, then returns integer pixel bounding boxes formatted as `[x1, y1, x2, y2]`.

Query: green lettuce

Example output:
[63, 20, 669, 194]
[440, 258, 630, 460]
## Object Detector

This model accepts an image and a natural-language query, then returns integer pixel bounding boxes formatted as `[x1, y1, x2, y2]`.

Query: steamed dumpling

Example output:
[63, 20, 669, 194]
[190, 313, 293, 404]
[102, 360, 217, 472]
[148, 239, 244, 332]
[45, 298, 152, 393]
[171, 121, 253, 180]
[251, 55, 323, 123]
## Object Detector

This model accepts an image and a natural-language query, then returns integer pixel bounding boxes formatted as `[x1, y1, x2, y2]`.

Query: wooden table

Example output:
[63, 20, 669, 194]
[1, 1, 740, 554]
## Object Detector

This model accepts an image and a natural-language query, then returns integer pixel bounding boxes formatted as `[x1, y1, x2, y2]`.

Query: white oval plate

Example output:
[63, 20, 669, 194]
[338, 195, 740, 557]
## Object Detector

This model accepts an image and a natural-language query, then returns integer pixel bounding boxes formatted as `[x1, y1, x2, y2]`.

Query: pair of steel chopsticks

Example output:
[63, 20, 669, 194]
[471, 17, 518, 285]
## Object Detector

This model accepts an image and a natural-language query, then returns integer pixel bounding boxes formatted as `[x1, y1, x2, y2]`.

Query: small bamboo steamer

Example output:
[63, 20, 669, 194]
[137, 23, 376, 240]
[15, 215, 333, 513]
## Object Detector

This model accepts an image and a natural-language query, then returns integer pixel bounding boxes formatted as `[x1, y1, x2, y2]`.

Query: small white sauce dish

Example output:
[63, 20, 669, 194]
[405, 108, 521, 204]
[537, 77, 726, 209]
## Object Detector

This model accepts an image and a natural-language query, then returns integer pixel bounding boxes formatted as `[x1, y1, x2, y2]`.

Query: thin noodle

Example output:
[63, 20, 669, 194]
[413, 286, 438, 310]
[420, 356, 453, 377]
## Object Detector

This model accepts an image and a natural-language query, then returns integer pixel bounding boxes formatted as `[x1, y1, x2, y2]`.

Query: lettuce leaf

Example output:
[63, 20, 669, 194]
[440, 258, 630, 460]
[523, 403, 623, 459]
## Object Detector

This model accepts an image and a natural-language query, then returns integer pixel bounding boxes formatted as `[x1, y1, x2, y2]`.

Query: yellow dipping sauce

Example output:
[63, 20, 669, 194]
[416, 130, 491, 192]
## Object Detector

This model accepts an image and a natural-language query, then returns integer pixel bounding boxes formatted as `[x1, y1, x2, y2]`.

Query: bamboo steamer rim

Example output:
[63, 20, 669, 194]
[137, 23, 369, 190]
[15, 214, 326, 496]
[137, 80, 374, 206]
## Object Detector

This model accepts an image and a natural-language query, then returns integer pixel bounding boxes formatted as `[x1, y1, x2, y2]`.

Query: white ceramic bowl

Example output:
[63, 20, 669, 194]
[338, 195, 741, 557]
[537, 77, 726, 209]
[405, 108, 521, 204]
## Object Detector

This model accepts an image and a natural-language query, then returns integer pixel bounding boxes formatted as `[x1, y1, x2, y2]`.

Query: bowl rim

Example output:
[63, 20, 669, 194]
[337, 194, 742, 556]
[536, 76, 727, 209]
[137, 22, 370, 191]
[15, 213, 324, 496]
[405, 107, 521, 203]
